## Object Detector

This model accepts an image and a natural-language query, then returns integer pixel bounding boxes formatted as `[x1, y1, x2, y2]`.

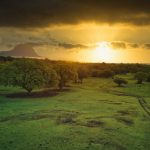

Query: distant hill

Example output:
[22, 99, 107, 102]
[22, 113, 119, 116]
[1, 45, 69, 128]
[0, 44, 39, 57]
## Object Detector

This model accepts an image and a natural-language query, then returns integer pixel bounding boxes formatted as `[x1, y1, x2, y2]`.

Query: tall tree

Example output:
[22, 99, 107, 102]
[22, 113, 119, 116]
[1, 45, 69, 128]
[77, 67, 88, 83]
[0, 59, 57, 94]
[55, 63, 76, 89]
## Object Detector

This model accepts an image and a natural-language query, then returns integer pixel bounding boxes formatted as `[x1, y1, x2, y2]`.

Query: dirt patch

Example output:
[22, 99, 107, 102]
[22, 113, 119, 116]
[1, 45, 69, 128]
[56, 115, 76, 124]
[117, 110, 138, 117]
[115, 117, 134, 126]
[0, 112, 54, 123]
[56, 112, 78, 125]
[85, 120, 105, 128]
[88, 138, 107, 146]
[55, 109, 81, 125]
[0, 110, 81, 124]
[51, 109, 80, 115]
[104, 127, 120, 132]
[0, 109, 81, 123]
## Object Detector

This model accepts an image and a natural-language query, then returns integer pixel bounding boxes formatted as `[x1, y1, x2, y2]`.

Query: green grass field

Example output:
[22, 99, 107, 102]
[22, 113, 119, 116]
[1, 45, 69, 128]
[0, 75, 150, 150]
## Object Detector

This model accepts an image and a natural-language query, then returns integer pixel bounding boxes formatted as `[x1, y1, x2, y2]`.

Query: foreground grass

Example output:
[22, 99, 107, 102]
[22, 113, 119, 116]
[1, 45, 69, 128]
[0, 76, 150, 150]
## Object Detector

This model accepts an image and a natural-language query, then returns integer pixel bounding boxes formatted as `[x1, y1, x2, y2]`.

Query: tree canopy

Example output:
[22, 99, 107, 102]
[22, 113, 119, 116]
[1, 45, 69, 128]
[134, 72, 147, 84]
[0, 59, 57, 93]
[113, 77, 128, 87]
[55, 63, 77, 89]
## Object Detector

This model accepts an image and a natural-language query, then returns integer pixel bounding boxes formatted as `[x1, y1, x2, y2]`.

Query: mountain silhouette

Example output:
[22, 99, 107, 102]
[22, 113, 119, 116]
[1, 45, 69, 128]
[0, 44, 39, 57]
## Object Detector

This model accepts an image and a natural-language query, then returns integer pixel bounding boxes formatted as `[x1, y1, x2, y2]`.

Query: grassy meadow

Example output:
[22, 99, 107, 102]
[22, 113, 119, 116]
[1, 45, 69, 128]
[0, 74, 150, 150]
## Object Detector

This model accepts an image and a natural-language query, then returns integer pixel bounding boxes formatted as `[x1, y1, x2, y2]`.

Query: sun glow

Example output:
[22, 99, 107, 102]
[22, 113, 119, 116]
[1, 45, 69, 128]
[92, 42, 116, 62]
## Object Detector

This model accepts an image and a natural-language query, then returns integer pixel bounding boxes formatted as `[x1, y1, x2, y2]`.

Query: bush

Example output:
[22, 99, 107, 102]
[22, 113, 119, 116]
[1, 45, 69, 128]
[134, 72, 147, 84]
[113, 77, 128, 87]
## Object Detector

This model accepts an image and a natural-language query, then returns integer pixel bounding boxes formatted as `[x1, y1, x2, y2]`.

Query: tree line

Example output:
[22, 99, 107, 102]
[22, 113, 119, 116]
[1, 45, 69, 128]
[0, 58, 88, 94]
[0, 58, 150, 93]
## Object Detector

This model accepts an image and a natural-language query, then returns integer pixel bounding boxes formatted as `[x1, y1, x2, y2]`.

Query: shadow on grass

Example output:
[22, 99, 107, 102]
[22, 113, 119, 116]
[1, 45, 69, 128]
[6, 88, 71, 99]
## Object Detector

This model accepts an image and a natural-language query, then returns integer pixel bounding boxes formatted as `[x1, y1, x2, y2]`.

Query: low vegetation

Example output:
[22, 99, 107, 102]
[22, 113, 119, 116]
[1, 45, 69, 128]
[0, 57, 150, 150]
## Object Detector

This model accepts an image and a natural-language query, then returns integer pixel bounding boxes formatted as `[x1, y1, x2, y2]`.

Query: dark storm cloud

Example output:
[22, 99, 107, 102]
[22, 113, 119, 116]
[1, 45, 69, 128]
[0, 0, 150, 27]
[21, 41, 89, 50]
[143, 44, 150, 49]
[111, 42, 126, 49]
[0, 27, 89, 50]
[128, 43, 140, 49]
[110, 41, 144, 49]
[58, 43, 88, 49]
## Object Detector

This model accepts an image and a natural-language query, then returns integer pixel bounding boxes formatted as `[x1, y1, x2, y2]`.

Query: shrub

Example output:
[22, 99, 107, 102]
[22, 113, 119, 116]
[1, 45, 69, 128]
[134, 72, 147, 84]
[113, 77, 128, 87]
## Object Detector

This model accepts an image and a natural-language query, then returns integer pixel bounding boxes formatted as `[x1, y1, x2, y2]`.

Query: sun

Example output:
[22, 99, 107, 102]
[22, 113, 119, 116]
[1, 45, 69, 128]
[92, 42, 114, 62]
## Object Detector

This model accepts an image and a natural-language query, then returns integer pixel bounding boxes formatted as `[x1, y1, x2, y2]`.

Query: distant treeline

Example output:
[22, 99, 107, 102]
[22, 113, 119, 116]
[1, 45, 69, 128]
[0, 56, 150, 74]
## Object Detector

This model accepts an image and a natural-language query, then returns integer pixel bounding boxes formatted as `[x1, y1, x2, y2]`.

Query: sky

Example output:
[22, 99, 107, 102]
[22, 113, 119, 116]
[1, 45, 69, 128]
[0, 0, 150, 63]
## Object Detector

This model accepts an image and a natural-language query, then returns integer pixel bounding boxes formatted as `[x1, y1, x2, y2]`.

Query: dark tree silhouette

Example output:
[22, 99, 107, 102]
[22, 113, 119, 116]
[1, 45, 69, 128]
[113, 77, 128, 87]
[134, 72, 147, 84]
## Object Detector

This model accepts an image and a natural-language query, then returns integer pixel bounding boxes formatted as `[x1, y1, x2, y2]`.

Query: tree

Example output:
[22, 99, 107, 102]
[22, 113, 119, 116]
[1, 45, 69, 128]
[99, 69, 115, 78]
[38, 61, 58, 88]
[134, 72, 147, 84]
[73, 72, 78, 83]
[147, 73, 150, 82]
[0, 64, 5, 85]
[113, 77, 128, 87]
[0, 59, 57, 94]
[77, 67, 88, 83]
[91, 69, 100, 77]
[55, 64, 76, 90]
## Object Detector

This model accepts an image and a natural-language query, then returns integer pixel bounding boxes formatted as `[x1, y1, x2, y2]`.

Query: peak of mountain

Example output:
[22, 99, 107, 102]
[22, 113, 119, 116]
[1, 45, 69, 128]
[0, 44, 39, 57]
